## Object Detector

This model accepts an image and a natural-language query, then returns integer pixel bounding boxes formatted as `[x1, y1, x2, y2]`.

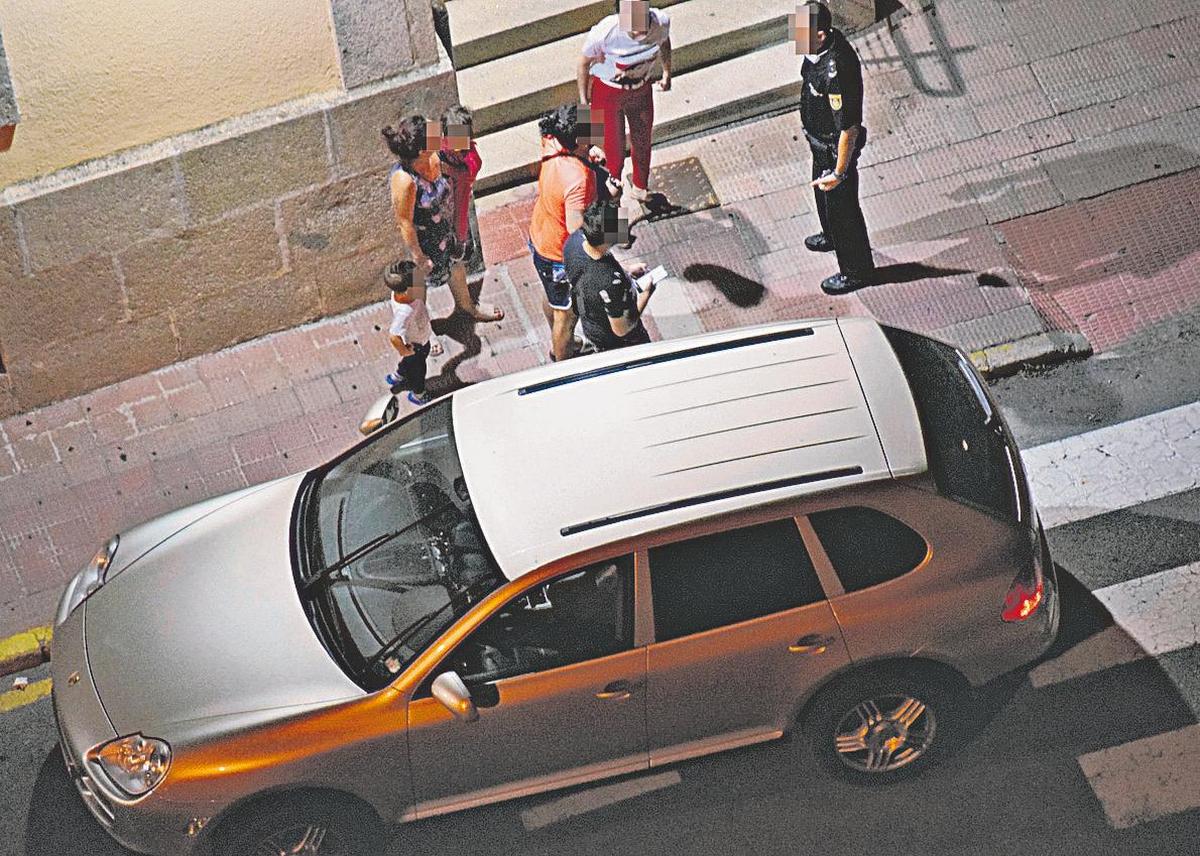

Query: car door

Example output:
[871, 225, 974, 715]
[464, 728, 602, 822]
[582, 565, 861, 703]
[644, 517, 852, 765]
[405, 555, 648, 815]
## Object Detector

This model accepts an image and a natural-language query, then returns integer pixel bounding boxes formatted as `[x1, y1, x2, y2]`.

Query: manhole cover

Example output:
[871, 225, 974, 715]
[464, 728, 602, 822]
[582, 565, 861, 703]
[636, 156, 719, 223]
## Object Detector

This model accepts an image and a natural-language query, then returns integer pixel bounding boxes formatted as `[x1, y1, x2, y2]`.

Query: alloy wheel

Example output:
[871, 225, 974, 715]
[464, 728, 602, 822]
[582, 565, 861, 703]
[832, 693, 937, 774]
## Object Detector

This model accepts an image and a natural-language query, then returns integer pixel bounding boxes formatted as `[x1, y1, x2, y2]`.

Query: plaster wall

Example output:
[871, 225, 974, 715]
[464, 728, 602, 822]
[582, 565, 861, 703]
[0, 0, 342, 187]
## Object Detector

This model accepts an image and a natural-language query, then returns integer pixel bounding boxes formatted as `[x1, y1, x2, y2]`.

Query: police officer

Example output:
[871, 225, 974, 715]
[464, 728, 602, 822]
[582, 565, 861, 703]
[798, 2, 874, 294]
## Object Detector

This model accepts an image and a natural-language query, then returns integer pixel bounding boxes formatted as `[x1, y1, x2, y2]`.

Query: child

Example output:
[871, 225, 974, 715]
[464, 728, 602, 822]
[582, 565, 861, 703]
[383, 260, 443, 405]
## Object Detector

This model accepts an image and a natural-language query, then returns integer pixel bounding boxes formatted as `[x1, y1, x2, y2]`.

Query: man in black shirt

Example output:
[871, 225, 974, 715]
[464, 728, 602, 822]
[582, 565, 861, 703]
[798, 2, 874, 294]
[563, 200, 656, 352]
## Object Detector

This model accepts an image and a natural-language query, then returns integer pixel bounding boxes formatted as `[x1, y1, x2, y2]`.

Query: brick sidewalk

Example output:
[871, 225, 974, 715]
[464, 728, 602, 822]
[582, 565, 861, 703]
[3, 0, 1200, 637]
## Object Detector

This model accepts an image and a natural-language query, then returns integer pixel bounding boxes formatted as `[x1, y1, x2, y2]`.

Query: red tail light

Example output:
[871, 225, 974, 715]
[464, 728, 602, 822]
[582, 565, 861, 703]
[1002, 571, 1044, 622]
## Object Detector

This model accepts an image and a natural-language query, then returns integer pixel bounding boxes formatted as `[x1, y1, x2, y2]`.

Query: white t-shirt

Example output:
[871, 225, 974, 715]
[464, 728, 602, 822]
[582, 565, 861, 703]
[582, 10, 671, 86]
[389, 296, 432, 347]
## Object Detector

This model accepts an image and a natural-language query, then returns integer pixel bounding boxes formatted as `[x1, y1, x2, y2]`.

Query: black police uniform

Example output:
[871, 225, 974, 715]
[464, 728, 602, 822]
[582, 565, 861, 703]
[800, 28, 874, 279]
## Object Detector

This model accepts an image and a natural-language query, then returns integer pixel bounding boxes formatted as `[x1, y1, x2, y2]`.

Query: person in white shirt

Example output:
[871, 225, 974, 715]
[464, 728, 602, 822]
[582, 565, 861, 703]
[577, 0, 672, 210]
[382, 261, 443, 406]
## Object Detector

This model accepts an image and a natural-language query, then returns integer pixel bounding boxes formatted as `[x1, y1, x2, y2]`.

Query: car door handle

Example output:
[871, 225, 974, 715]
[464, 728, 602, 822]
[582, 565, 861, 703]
[595, 680, 634, 701]
[789, 634, 835, 655]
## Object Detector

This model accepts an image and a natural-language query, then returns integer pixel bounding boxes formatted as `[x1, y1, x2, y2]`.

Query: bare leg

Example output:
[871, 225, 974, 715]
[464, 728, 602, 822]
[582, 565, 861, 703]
[550, 307, 578, 361]
[447, 261, 503, 321]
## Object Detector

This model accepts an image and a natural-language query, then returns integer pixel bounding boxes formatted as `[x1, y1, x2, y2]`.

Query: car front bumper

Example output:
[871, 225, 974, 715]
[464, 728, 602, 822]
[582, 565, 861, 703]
[51, 603, 209, 856]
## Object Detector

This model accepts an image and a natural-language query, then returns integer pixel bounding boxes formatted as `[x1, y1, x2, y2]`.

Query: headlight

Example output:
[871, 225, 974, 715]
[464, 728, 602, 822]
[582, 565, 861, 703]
[90, 734, 171, 797]
[55, 536, 119, 626]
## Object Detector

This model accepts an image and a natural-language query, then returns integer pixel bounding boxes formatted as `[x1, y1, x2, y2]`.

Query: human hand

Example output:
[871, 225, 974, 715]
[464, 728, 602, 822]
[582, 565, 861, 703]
[416, 255, 434, 272]
[812, 172, 843, 192]
[627, 262, 648, 278]
[588, 145, 607, 165]
[658, 73, 672, 92]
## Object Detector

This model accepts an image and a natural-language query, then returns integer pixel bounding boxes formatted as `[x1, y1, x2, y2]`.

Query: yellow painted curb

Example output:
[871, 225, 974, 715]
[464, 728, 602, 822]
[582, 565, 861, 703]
[0, 677, 52, 714]
[0, 625, 52, 676]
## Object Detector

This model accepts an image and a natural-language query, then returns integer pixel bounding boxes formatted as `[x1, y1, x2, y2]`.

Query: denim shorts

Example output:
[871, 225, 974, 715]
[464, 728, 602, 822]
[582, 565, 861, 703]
[530, 242, 571, 310]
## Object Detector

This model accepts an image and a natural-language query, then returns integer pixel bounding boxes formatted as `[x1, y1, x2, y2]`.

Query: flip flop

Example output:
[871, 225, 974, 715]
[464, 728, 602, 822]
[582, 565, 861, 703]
[469, 304, 505, 322]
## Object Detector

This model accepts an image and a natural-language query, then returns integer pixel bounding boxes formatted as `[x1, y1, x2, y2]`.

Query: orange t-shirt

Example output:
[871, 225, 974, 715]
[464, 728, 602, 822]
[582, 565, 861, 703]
[528, 138, 596, 261]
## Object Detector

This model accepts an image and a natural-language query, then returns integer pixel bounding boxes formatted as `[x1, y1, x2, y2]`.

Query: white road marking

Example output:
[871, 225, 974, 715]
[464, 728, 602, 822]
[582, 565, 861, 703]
[1028, 625, 1148, 689]
[1077, 724, 1200, 829]
[1020, 400, 1200, 529]
[1029, 560, 1200, 688]
[519, 771, 682, 831]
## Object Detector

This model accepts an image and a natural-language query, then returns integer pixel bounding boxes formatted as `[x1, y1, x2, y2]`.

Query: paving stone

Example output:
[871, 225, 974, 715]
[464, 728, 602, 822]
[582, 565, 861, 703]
[326, 67, 459, 178]
[15, 158, 187, 272]
[173, 271, 321, 361]
[935, 303, 1048, 352]
[0, 253, 125, 358]
[6, 313, 180, 414]
[120, 205, 284, 317]
[281, 168, 394, 273]
[180, 112, 331, 223]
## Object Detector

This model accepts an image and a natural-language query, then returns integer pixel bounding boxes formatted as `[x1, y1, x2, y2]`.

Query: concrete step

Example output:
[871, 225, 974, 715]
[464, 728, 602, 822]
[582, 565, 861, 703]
[448, 0, 687, 70]
[458, 0, 790, 136]
[474, 40, 801, 196]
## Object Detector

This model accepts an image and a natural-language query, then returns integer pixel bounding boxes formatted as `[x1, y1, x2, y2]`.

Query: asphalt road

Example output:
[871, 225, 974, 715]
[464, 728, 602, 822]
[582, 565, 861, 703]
[2, 307, 1198, 856]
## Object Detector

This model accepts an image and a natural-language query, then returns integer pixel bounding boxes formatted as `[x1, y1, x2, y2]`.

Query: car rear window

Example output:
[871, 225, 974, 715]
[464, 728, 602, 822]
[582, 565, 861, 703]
[881, 326, 1020, 520]
[648, 518, 825, 642]
[809, 506, 928, 593]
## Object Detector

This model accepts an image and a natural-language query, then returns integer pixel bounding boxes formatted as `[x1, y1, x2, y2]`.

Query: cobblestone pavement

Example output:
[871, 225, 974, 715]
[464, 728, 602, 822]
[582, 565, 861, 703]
[2, 0, 1200, 637]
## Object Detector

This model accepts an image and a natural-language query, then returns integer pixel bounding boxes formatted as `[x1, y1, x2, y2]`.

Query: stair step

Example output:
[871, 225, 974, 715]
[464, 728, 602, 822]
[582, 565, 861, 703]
[474, 40, 801, 196]
[448, 0, 687, 70]
[458, 0, 790, 136]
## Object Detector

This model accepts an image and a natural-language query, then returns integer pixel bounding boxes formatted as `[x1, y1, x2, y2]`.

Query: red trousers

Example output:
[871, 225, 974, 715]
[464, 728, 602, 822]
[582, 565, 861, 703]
[591, 78, 654, 191]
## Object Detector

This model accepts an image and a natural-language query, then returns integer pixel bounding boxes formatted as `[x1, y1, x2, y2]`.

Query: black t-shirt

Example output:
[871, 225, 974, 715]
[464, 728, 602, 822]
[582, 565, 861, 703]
[800, 29, 864, 144]
[563, 230, 648, 351]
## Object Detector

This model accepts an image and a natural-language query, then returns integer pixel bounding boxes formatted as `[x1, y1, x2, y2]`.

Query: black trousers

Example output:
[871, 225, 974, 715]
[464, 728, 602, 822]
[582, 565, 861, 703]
[393, 341, 431, 394]
[811, 144, 874, 277]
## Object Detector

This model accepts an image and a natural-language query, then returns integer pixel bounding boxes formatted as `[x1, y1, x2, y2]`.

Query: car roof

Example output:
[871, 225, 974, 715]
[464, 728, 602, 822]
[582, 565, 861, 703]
[453, 317, 927, 580]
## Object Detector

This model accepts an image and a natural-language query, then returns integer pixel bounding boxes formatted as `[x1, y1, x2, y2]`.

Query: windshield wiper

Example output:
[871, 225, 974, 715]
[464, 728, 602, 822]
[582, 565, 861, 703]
[301, 500, 458, 596]
[364, 575, 496, 677]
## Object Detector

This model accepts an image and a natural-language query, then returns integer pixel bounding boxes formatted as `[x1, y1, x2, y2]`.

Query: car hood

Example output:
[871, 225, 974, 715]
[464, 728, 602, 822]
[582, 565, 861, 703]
[84, 474, 364, 736]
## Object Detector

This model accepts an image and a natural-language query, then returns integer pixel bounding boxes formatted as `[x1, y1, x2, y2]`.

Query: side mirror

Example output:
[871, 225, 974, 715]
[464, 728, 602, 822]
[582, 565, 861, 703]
[431, 671, 479, 723]
[359, 393, 400, 436]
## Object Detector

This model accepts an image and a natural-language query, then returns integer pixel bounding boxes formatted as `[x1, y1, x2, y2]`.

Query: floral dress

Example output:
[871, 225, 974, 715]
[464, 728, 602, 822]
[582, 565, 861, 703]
[391, 159, 455, 286]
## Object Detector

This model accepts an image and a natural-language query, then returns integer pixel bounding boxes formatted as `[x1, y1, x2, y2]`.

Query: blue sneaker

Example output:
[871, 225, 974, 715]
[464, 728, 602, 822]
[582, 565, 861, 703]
[407, 390, 431, 406]
[385, 372, 406, 392]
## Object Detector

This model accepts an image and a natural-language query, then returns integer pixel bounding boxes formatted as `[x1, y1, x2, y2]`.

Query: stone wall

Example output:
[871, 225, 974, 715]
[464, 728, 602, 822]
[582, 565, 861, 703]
[0, 6, 458, 418]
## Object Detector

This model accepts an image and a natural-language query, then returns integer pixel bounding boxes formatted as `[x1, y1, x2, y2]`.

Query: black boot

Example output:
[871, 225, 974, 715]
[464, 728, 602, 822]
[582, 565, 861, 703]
[804, 233, 836, 253]
[820, 272, 870, 295]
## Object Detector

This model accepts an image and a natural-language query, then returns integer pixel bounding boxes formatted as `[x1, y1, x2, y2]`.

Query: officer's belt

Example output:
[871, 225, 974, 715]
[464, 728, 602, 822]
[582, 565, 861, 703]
[803, 131, 839, 153]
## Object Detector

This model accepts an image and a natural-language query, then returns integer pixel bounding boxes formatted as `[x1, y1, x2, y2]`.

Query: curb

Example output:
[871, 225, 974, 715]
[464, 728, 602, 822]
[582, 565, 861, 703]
[0, 626, 52, 681]
[972, 331, 1093, 379]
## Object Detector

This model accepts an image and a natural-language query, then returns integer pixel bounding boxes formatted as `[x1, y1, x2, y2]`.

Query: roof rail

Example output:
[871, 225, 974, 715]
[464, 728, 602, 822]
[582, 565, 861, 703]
[518, 327, 815, 396]
[559, 465, 863, 536]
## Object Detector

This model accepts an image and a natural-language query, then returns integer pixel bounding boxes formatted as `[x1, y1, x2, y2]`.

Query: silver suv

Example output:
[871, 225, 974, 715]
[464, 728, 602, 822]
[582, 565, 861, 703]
[51, 319, 1058, 855]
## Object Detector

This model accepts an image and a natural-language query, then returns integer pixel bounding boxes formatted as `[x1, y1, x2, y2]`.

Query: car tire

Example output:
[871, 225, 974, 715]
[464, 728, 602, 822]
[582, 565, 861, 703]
[803, 667, 962, 783]
[210, 794, 383, 856]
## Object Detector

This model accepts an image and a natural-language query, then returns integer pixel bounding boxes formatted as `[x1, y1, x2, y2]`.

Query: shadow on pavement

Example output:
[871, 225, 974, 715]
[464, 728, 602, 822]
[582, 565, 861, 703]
[869, 261, 972, 285]
[681, 263, 767, 308]
[26, 747, 129, 856]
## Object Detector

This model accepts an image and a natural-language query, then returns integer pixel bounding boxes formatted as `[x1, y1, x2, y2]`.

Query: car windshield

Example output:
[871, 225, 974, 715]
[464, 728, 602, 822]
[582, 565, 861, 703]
[295, 399, 506, 691]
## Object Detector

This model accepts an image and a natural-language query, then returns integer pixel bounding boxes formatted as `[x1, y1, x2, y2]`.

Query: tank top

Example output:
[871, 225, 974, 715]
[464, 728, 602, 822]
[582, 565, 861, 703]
[391, 159, 454, 257]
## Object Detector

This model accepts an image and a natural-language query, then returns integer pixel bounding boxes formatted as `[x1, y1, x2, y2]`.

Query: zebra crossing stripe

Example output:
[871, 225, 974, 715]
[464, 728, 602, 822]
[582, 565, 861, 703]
[1077, 724, 1200, 829]
[1020, 399, 1200, 529]
[1028, 560, 1200, 688]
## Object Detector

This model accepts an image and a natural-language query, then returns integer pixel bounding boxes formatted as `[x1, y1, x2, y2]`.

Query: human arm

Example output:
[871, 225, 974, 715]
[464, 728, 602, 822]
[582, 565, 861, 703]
[389, 333, 415, 358]
[390, 171, 432, 269]
[577, 53, 597, 104]
[811, 54, 864, 192]
[658, 38, 672, 91]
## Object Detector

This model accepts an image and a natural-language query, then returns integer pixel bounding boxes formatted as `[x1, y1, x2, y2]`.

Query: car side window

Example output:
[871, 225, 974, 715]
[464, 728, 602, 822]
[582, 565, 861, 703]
[648, 519, 825, 643]
[808, 506, 928, 593]
[440, 556, 635, 686]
